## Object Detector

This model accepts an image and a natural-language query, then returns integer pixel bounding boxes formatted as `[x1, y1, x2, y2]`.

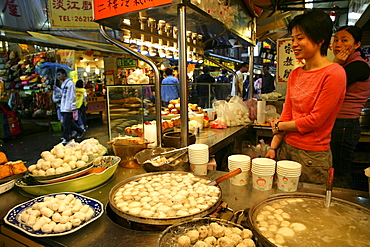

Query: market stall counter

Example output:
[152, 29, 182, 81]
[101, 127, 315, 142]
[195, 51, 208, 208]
[1, 165, 369, 247]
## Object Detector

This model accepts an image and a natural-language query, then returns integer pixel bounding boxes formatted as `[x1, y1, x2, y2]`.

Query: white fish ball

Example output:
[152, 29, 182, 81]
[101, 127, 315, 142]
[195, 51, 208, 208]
[290, 222, 307, 232]
[277, 227, 295, 237]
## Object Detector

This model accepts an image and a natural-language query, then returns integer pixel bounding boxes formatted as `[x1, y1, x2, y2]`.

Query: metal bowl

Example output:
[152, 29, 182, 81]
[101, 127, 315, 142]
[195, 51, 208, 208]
[156, 217, 250, 247]
[134, 147, 190, 172]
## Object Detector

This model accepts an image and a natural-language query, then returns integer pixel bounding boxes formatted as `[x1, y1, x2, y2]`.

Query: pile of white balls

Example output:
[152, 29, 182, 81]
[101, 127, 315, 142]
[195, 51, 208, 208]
[113, 173, 220, 219]
[19, 194, 95, 233]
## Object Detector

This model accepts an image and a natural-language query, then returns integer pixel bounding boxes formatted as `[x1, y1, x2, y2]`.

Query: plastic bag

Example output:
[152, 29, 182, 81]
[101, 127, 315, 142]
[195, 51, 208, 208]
[212, 96, 251, 127]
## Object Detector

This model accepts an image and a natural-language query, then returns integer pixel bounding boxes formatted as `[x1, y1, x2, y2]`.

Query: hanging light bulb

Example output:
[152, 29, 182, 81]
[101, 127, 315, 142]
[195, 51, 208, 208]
[83, 72, 87, 77]
[86, 64, 91, 72]
[95, 67, 100, 75]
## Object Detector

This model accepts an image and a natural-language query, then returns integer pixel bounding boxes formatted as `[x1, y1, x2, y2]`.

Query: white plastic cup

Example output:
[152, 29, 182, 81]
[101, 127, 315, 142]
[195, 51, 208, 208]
[230, 171, 249, 186]
[144, 124, 157, 148]
[252, 172, 274, 191]
[190, 163, 208, 176]
[189, 144, 209, 164]
[276, 173, 300, 192]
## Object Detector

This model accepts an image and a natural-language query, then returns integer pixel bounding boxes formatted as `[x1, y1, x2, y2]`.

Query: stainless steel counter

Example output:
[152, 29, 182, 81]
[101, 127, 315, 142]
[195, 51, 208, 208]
[1, 166, 369, 247]
[1, 125, 369, 246]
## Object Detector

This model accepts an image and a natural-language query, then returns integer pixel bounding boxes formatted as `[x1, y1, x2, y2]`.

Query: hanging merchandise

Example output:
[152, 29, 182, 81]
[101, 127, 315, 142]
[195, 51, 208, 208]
[0, 103, 21, 138]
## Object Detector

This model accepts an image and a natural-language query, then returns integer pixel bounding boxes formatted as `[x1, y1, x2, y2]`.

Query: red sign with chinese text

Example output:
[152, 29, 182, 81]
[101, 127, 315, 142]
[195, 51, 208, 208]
[93, 0, 173, 21]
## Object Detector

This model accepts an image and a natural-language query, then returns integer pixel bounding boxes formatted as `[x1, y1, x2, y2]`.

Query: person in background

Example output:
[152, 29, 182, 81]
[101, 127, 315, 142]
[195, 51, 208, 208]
[253, 74, 263, 98]
[216, 69, 230, 100]
[330, 26, 370, 188]
[196, 66, 215, 108]
[231, 62, 249, 97]
[76, 79, 88, 130]
[161, 68, 180, 106]
[85, 80, 94, 89]
[265, 9, 346, 184]
[261, 65, 275, 94]
[52, 79, 63, 123]
[57, 69, 86, 145]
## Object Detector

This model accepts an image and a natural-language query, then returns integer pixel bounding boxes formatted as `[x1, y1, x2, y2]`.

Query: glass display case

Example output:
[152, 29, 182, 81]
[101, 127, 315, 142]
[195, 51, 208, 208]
[106, 83, 232, 141]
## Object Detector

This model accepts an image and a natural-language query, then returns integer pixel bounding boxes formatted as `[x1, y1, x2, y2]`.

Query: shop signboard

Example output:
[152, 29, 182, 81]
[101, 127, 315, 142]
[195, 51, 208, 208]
[0, 0, 46, 30]
[93, 0, 172, 21]
[362, 46, 370, 65]
[277, 36, 335, 83]
[117, 58, 137, 69]
[48, 0, 99, 29]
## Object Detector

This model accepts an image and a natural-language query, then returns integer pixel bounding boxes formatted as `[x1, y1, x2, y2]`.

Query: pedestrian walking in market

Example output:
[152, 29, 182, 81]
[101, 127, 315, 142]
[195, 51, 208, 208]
[76, 79, 88, 130]
[57, 69, 86, 145]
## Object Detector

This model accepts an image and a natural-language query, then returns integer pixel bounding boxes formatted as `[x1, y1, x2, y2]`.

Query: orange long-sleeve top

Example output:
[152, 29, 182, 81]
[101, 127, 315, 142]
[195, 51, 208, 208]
[280, 63, 346, 151]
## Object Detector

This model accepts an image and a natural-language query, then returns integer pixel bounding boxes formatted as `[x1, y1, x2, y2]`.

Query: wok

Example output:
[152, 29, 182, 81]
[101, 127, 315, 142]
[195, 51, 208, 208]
[108, 171, 222, 230]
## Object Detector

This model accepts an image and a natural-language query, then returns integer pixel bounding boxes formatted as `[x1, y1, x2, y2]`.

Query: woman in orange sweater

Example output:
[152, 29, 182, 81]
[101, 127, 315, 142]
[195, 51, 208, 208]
[265, 9, 346, 184]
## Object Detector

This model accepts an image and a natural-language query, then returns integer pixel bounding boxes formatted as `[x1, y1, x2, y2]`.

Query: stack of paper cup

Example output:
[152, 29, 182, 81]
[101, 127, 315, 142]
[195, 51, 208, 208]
[251, 158, 276, 191]
[276, 160, 302, 192]
[257, 100, 266, 124]
[228, 155, 251, 186]
[188, 144, 209, 175]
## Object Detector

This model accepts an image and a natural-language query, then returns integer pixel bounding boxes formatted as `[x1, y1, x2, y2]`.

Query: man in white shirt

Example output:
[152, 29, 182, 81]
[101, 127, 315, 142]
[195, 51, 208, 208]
[231, 62, 249, 97]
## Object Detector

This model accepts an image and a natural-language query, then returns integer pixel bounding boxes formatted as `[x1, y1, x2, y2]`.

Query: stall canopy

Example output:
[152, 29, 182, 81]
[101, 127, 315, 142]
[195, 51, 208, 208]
[0, 28, 128, 54]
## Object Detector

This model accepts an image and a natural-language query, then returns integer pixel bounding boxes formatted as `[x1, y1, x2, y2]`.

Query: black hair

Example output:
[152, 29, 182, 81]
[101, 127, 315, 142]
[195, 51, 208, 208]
[76, 80, 84, 88]
[165, 68, 173, 76]
[221, 69, 228, 74]
[263, 65, 269, 70]
[241, 62, 249, 68]
[288, 9, 333, 56]
[56, 68, 67, 75]
[336, 25, 365, 59]
[203, 66, 210, 73]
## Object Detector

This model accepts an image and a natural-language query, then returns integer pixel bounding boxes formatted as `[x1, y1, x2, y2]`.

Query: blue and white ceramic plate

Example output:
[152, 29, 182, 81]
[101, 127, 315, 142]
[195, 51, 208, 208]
[4, 192, 104, 237]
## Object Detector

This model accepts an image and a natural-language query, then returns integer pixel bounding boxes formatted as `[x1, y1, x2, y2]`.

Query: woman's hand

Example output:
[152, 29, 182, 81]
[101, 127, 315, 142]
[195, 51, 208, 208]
[265, 149, 276, 159]
[334, 47, 350, 64]
[271, 119, 284, 135]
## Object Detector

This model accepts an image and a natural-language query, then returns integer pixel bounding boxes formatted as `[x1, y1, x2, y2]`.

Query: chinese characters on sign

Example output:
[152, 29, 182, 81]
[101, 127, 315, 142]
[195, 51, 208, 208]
[49, 0, 99, 29]
[2, 0, 20, 17]
[277, 38, 298, 83]
[93, 0, 172, 21]
[117, 58, 136, 69]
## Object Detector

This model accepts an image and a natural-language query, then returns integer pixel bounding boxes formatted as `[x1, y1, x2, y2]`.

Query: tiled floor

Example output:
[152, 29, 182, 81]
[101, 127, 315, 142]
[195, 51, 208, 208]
[2, 119, 109, 167]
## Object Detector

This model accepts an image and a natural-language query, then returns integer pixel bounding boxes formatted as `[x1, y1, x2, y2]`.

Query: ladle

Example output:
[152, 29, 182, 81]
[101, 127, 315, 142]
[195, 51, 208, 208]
[207, 168, 242, 186]
[324, 167, 334, 207]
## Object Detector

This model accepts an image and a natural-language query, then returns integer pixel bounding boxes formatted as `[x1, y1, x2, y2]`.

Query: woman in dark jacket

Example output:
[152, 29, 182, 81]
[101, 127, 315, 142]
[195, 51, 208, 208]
[330, 26, 370, 188]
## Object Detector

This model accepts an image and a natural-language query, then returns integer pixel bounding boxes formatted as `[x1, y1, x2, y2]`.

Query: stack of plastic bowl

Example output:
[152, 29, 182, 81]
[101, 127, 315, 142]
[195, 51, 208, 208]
[228, 154, 251, 186]
[188, 144, 209, 175]
[251, 158, 276, 191]
[276, 160, 302, 192]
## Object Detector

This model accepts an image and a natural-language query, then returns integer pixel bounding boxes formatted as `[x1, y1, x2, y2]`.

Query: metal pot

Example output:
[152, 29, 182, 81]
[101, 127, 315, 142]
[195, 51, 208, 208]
[245, 193, 370, 247]
[108, 171, 222, 231]
[134, 147, 190, 172]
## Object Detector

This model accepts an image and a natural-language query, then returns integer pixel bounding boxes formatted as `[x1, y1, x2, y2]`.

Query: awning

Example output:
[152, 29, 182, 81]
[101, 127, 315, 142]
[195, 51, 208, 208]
[0, 29, 72, 49]
[28, 32, 127, 54]
[0, 29, 127, 54]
